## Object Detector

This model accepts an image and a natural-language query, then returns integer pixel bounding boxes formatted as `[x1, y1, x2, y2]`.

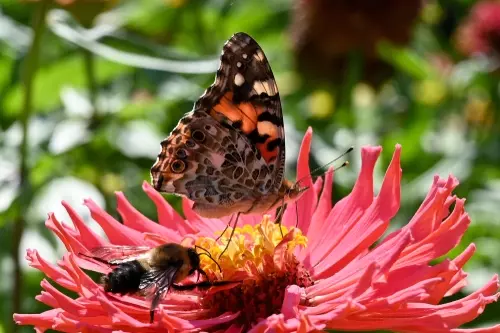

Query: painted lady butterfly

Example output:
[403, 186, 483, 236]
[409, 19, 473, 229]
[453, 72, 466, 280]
[151, 32, 307, 221]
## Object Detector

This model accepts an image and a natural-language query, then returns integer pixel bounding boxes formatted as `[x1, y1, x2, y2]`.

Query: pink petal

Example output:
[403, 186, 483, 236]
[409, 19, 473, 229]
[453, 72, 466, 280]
[274, 229, 299, 270]
[25, 249, 77, 291]
[36, 279, 85, 313]
[62, 201, 106, 250]
[281, 285, 302, 319]
[116, 190, 182, 242]
[445, 244, 476, 297]
[283, 128, 315, 233]
[84, 198, 144, 245]
[399, 198, 470, 267]
[311, 145, 402, 278]
[182, 198, 226, 236]
[301, 145, 381, 266]
[45, 213, 92, 257]
[309, 167, 333, 227]
[142, 181, 185, 228]
[14, 309, 63, 331]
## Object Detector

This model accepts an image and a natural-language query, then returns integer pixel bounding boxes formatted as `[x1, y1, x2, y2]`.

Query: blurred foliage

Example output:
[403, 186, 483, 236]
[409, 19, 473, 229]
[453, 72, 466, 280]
[0, 0, 500, 332]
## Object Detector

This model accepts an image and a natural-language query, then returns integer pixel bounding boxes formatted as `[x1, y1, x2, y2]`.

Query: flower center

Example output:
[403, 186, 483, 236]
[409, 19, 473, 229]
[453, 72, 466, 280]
[194, 216, 314, 328]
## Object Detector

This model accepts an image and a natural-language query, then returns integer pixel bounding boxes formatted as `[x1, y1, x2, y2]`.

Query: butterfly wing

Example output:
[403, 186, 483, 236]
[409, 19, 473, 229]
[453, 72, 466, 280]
[151, 111, 273, 217]
[151, 33, 286, 217]
[195, 32, 285, 188]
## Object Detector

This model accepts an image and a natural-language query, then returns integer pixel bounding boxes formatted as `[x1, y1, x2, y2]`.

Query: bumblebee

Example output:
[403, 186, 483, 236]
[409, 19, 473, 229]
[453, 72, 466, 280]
[82, 243, 233, 322]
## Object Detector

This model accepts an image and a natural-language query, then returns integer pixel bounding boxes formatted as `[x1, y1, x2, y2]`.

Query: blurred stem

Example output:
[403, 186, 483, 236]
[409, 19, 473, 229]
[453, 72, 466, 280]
[489, 78, 500, 131]
[83, 48, 98, 115]
[337, 51, 363, 114]
[47, 9, 219, 74]
[193, 1, 210, 53]
[12, 1, 50, 330]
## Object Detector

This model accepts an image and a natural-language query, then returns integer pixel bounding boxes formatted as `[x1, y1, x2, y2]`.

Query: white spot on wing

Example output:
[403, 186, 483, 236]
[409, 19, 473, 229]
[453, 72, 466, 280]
[257, 120, 278, 138]
[242, 54, 248, 59]
[254, 50, 265, 62]
[234, 73, 245, 86]
[210, 152, 226, 168]
[205, 125, 217, 135]
[237, 62, 242, 68]
[253, 80, 278, 96]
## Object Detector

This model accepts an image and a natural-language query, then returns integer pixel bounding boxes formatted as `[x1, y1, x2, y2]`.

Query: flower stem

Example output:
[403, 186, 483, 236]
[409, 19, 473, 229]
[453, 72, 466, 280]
[11, 1, 50, 331]
[337, 50, 363, 114]
[47, 10, 219, 74]
[83, 48, 98, 113]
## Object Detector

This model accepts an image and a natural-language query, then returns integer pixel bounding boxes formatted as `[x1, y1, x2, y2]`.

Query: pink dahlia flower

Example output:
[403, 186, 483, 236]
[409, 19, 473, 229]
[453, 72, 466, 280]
[456, 1, 500, 56]
[14, 129, 500, 332]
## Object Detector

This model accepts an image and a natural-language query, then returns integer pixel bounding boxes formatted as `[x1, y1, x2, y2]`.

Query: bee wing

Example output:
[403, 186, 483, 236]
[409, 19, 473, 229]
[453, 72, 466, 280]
[138, 263, 182, 323]
[86, 245, 151, 265]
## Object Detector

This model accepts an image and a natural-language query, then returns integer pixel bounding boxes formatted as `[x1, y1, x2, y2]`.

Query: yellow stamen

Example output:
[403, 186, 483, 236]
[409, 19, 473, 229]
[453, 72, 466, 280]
[195, 215, 308, 280]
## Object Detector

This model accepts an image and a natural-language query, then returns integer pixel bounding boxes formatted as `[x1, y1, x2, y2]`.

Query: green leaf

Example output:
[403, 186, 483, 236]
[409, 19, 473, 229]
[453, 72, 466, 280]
[0, 55, 13, 90]
[377, 41, 436, 80]
[2, 55, 132, 116]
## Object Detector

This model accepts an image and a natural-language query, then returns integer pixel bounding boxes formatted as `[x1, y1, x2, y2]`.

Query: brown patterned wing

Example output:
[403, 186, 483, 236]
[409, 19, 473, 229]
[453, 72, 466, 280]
[150, 111, 275, 218]
[195, 32, 285, 190]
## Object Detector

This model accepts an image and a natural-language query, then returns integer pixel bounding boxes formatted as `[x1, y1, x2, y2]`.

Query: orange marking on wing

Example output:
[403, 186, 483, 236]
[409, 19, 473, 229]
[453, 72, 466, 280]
[238, 103, 259, 133]
[256, 141, 278, 163]
[255, 120, 281, 162]
[212, 92, 239, 120]
[211, 92, 261, 134]
[210, 91, 281, 163]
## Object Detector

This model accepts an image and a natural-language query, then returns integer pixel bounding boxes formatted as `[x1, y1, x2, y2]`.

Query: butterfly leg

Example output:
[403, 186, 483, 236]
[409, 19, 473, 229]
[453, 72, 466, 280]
[295, 202, 299, 228]
[274, 199, 287, 238]
[218, 212, 241, 259]
[215, 214, 234, 243]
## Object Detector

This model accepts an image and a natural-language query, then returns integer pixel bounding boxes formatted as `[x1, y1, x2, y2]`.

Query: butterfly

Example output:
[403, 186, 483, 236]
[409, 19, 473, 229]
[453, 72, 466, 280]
[150, 32, 307, 229]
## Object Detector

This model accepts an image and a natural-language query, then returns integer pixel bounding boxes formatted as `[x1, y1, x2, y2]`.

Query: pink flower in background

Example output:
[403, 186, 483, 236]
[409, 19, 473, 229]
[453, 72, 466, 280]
[14, 129, 500, 332]
[456, 1, 500, 56]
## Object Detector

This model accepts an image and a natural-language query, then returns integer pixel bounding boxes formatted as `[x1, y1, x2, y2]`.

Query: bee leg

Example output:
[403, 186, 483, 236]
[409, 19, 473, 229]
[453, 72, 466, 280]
[171, 280, 236, 291]
[150, 310, 155, 323]
[197, 268, 209, 283]
[171, 283, 202, 291]
[218, 212, 240, 259]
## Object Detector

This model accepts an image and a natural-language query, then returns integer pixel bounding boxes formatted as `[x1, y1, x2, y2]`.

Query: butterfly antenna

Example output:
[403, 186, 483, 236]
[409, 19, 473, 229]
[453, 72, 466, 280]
[295, 146, 353, 186]
[195, 245, 223, 273]
[334, 160, 350, 171]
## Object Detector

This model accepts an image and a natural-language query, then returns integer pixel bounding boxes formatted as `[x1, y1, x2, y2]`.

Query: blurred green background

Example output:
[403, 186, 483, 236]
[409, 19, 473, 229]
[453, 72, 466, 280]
[1, 0, 500, 331]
